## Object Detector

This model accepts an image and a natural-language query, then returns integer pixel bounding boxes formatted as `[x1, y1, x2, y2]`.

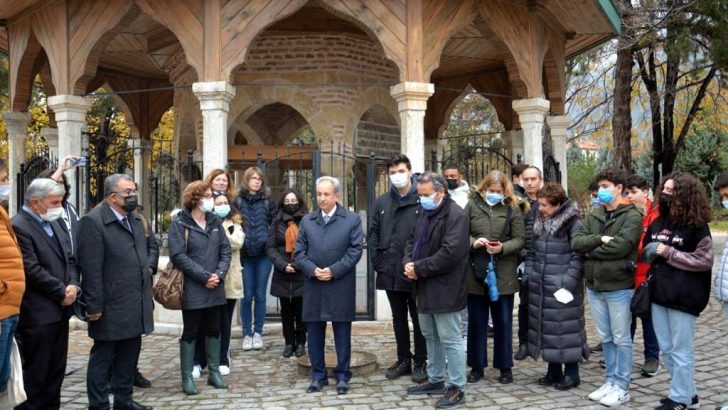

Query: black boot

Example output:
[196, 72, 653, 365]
[385, 358, 412, 380]
[499, 368, 513, 384]
[179, 340, 198, 395]
[133, 368, 151, 388]
[206, 337, 228, 389]
[514, 344, 528, 361]
[294, 343, 306, 358]
[282, 345, 295, 358]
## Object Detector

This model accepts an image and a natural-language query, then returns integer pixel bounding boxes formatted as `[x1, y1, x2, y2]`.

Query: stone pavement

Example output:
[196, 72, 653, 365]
[60, 234, 728, 409]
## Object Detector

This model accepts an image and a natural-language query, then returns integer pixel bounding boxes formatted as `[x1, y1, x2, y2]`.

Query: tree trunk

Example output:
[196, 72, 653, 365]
[661, 52, 680, 177]
[636, 48, 662, 189]
[612, 40, 634, 172]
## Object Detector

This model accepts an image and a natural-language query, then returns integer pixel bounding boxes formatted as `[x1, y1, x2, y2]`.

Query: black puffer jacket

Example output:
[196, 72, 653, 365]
[526, 200, 588, 364]
[235, 191, 276, 257]
[168, 210, 232, 310]
[267, 211, 305, 299]
[369, 178, 421, 292]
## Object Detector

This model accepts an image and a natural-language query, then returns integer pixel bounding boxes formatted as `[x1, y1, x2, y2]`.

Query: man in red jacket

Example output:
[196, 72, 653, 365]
[625, 174, 660, 377]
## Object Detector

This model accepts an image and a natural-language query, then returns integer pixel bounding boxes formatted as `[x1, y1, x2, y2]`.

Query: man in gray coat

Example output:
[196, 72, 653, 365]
[294, 176, 364, 395]
[77, 174, 154, 410]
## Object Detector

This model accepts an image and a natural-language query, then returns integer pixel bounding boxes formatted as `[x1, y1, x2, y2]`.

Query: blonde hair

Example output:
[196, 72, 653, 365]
[476, 170, 521, 209]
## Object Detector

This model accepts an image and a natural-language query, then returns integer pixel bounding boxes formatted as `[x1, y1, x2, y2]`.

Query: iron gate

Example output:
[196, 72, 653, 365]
[16, 154, 58, 212]
[254, 142, 385, 321]
[543, 154, 562, 184]
[436, 133, 514, 187]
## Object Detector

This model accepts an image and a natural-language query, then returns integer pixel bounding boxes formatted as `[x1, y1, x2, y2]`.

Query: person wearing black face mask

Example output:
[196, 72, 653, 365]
[267, 189, 309, 357]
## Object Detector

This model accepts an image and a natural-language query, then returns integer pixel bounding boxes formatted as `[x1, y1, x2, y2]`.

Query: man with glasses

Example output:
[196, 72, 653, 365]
[77, 174, 155, 410]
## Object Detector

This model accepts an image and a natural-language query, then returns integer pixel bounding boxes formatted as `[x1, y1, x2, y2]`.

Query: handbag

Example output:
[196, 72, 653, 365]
[0, 338, 26, 409]
[153, 228, 188, 310]
[631, 267, 652, 319]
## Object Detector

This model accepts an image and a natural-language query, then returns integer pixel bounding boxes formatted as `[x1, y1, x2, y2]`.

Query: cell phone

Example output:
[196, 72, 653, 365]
[487, 241, 500, 247]
[71, 157, 87, 167]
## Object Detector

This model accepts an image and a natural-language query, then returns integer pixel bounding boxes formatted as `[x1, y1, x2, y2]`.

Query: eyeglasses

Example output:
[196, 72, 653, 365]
[249, 176, 262, 182]
[283, 200, 299, 205]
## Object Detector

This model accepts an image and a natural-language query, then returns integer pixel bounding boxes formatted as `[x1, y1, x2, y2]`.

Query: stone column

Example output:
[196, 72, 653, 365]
[127, 138, 151, 217]
[2, 112, 31, 216]
[548, 115, 571, 193]
[47, 95, 91, 209]
[506, 129, 525, 164]
[512, 98, 550, 172]
[192, 81, 235, 175]
[390, 82, 434, 173]
[42, 127, 59, 160]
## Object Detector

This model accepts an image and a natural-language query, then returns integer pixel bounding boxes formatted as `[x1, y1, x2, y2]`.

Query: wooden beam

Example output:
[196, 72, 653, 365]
[147, 29, 178, 52]
[203, 0, 221, 81]
[405, 0, 423, 82]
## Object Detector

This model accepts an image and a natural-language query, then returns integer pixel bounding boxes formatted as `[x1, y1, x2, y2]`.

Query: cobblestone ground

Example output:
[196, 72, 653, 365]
[61, 234, 728, 409]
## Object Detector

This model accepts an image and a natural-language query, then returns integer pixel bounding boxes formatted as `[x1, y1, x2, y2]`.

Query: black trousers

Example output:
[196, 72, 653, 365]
[15, 320, 69, 410]
[386, 290, 427, 361]
[307, 321, 351, 382]
[467, 294, 514, 371]
[194, 302, 234, 368]
[280, 296, 306, 346]
[87, 336, 142, 410]
[517, 280, 529, 345]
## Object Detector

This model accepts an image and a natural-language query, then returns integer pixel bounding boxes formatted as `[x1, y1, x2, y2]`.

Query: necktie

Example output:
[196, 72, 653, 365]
[323, 215, 330, 224]
[121, 217, 132, 233]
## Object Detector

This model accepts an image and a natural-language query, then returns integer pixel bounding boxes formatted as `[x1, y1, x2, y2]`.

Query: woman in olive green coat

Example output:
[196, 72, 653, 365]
[465, 170, 526, 385]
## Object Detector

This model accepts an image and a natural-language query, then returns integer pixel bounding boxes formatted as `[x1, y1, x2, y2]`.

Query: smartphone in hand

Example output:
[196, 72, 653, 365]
[71, 157, 87, 167]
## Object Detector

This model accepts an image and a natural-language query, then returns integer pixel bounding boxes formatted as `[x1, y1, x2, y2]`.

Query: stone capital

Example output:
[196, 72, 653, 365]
[512, 98, 550, 124]
[127, 138, 152, 149]
[192, 81, 236, 112]
[47, 95, 91, 123]
[2, 112, 31, 139]
[390, 82, 434, 112]
[547, 115, 571, 138]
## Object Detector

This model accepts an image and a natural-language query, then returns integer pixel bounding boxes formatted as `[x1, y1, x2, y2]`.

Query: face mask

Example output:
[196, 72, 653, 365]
[446, 179, 459, 190]
[420, 193, 439, 210]
[591, 196, 601, 208]
[723, 200, 728, 209]
[0, 184, 10, 202]
[121, 195, 138, 212]
[283, 203, 300, 215]
[389, 173, 409, 189]
[486, 192, 504, 204]
[40, 206, 63, 222]
[213, 204, 230, 218]
[199, 198, 215, 213]
[659, 193, 672, 214]
[597, 187, 615, 204]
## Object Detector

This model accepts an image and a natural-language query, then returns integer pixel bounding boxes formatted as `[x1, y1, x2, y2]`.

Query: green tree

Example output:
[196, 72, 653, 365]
[674, 127, 728, 205]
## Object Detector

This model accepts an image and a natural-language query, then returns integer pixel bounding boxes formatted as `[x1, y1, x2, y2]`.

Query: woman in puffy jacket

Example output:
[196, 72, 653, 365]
[643, 172, 714, 410]
[525, 182, 587, 391]
[267, 188, 308, 358]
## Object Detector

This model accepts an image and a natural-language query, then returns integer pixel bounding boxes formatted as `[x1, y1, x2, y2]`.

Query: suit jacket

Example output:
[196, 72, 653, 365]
[77, 202, 154, 341]
[11, 209, 79, 329]
[294, 204, 364, 322]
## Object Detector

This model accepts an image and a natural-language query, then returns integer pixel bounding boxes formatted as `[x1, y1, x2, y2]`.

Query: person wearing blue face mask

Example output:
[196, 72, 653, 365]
[192, 191, 244, 379]
[465, 170, 526, 386]
[572, 167, 642, 407]
[715, 171, 728, 410]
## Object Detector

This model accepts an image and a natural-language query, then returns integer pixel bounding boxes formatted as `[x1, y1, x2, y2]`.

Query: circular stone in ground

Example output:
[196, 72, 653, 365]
[297, 351, 378, 377]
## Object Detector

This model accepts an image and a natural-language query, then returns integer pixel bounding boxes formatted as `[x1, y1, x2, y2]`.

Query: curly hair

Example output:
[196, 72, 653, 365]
[212, 190, 243, 224]
[183, 180, 210, 210]
[594, 167, 627, 189]
[204, 168, 236, 199]
[537, 182, 567, 206]
[476, 170, 522, 209]
[658, 172, 711, 227]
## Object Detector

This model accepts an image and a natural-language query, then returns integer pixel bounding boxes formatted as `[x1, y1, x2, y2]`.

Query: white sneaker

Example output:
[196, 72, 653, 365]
[242, 335, 253, 351]
[252, 333, 263, 350]
[192, 364, 202, 379]
[600, 386, 630, 407]
[588, 382, 614, 401]
[219, 365, 230, 376]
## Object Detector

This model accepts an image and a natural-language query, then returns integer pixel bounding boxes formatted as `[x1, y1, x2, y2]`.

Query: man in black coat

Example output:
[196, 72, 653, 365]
[12, 178, 79, 410]
[77, 174, 154, 410]
[294, 176, 363, 395]
[368, 154, 426, 382]
[403, 172, 469, 408]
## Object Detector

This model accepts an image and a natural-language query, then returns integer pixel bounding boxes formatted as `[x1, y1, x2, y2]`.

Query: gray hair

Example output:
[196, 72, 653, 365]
[417, 172, 447, 193]
[24, 178, 66, 205]
[104, 174, 134, 197]
[316, 176, 341, 194]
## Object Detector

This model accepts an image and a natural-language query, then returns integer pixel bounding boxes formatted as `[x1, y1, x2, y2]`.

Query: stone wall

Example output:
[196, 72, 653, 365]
[355, 120, 400, 159]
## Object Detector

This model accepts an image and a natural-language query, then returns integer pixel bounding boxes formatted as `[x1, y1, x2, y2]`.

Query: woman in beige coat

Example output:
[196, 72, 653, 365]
[193, 190, 244, 378]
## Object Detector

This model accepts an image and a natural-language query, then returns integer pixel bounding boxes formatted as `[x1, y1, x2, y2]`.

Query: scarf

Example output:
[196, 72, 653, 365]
[285, 220, 299, 254]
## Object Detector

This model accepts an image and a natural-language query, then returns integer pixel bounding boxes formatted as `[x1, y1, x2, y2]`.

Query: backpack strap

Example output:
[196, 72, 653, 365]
[498, 206, 512, 242]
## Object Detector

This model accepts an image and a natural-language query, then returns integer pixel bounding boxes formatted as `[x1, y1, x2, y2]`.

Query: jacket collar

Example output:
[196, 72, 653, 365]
[313, 203, 347, 225]
[592, 202, 636, 222]
[533, 199, 581, 236]
[177, 208, 220, 232]
[19, 209, 64, 258]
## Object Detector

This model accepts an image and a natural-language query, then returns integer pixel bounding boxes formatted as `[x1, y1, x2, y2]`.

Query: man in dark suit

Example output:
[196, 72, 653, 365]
[12, 178, 79, 410]
[77, 174, 154, 410]
[294, 176, 363, 395]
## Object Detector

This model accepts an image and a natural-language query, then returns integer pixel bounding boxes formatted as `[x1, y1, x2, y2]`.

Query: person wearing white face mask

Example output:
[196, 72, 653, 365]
[168, 181, 232, 395]
[11, 178, 79, 409]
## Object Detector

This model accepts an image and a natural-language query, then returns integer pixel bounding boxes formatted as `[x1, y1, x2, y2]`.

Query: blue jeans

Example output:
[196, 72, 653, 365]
[630, 314, 659, 359]
[0, 315, 19, 392]
[419, 311, 466, 390]
[241, 254, 273, 336]
[587, 288, 634, 390]
[651, 304, 697, 405]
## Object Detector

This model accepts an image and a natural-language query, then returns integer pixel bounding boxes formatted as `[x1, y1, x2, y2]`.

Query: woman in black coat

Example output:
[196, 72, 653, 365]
[525, 182, 587, 391]
[267, 188, 308, 358]
[168, 181, 231, 395]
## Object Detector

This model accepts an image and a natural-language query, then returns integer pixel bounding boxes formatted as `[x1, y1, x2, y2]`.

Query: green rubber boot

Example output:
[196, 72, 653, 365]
[179, 340, 199, 395]
[206, 337, 228, 389]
